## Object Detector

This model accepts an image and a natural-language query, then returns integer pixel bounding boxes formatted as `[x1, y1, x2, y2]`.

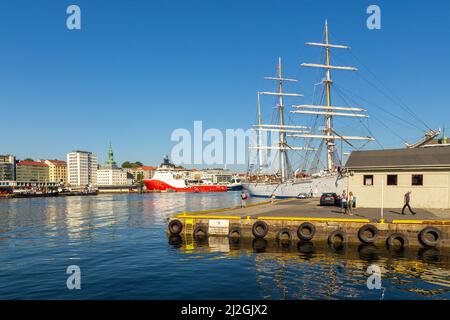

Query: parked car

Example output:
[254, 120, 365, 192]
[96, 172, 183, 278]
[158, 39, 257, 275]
[320, 192, 339, 206]
[297, 192, 310, 199]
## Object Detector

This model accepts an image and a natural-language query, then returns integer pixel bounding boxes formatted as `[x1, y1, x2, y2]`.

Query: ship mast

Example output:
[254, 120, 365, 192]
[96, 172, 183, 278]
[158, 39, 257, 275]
[277, 58, 287, 182]
[253, 58, 312, 182]
[257, 92, 263, 171]
[293, 20, 374, 172]
[323, 20, 334, 171]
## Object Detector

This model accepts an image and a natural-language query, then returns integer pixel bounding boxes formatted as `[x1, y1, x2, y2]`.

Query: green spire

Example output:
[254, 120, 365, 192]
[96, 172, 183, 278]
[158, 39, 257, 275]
[107, 142, 116, 165]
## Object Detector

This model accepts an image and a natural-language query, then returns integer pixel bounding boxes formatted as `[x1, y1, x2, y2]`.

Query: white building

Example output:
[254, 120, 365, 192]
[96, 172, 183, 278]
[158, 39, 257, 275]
[67, 150, 98, 188]
[97, 168, 128, 186]
[96, 144, 129, 186]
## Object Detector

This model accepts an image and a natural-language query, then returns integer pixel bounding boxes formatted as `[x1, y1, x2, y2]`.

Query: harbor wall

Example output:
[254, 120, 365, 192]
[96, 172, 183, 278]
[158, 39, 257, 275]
[168, 216, 450, 248]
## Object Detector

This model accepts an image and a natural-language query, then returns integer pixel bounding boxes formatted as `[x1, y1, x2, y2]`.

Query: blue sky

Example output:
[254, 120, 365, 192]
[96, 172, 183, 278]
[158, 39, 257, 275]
[0, 0, 449, 170]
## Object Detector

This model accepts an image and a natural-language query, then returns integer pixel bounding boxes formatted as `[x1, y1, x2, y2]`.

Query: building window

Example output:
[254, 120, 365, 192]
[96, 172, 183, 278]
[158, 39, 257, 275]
[412, 174, 423, 186]
[387, 175, 398, 186]
[363, 175, 373, 186]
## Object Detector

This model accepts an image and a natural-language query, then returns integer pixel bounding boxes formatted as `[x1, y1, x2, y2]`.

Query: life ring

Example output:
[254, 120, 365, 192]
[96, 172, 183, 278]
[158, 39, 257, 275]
[386, 233, 408, 249]
[193, 225, 208, 238]
[297, 222, 316, 241]
[276, 228, 292, 242]
[328, 229, 348, 245]
[358, 224, 379, 244]
[252, 221, 269, 238]
[418, 227, 442, 247]
[228, 226, 242, 239]
[168, 219, 183, 235]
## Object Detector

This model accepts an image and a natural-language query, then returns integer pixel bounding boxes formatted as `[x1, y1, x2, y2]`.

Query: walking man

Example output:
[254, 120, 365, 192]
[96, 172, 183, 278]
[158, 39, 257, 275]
[270, 193, 276, 204]
[240, 191, 248, 208]
[402, 190, 416, 215]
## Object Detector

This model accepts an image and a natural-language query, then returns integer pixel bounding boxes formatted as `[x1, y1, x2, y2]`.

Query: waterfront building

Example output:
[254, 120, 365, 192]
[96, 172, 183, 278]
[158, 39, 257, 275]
[97, 144, 128, 186]
[67, 150, 98, 188]
[16, 161, 49, 182]
[346, 145, 450, 209]
[0, 155, 16, 181]
[200, 168, 233, 184]
[43, 159, 67, 185]
[128, 166, 157, 180]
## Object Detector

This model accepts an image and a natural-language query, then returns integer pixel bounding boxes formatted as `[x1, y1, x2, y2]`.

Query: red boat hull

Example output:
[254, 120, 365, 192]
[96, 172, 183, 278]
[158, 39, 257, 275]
[144, 179, 227, 192]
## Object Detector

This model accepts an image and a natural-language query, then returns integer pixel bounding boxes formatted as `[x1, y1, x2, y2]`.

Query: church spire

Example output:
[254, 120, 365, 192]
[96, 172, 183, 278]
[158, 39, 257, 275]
[107, 142, 116, 166]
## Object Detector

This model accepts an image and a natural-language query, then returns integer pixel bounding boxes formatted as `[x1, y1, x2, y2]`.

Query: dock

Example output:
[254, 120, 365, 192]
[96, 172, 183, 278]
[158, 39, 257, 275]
[167, 199, 450, 249]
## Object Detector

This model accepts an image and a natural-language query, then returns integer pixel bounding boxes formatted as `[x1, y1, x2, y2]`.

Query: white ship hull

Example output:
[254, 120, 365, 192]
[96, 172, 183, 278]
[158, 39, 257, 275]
[243, 174, 347, 198]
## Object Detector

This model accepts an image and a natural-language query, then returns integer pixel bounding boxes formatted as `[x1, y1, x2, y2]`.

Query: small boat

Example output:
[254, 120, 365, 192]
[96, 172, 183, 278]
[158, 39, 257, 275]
[226, 177, 243, 191]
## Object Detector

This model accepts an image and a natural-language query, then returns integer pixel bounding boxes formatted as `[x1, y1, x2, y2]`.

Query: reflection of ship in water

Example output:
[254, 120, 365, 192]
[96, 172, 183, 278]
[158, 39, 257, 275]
[168, 235, 450, 299]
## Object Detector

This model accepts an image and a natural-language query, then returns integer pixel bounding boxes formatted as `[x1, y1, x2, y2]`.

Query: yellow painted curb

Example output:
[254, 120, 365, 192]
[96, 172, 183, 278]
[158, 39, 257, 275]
[175, 215, 242, 220]
[392, 219, 450, 225]
[256, 216, 370, 223]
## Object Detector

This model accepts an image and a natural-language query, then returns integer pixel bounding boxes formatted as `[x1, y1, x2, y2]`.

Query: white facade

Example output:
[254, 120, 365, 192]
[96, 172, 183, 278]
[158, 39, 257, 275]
[97, 167, 128, 186]
[67, 151, 98, 187]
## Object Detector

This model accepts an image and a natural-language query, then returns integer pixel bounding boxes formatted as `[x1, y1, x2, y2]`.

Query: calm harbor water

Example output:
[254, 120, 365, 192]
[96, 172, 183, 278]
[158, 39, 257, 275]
[0, 192, 449, 300]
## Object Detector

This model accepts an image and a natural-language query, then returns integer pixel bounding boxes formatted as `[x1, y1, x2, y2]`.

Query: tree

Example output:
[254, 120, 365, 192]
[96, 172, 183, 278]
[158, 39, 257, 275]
[122, 161, 144, 169]
[135, 172, 144, 193]
[121, 161, 132, 168]
[24, 158, 34, 162]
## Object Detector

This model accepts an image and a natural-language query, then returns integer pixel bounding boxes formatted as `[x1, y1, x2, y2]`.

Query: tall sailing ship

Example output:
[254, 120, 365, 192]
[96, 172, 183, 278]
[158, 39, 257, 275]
[243, 20, 438, 198]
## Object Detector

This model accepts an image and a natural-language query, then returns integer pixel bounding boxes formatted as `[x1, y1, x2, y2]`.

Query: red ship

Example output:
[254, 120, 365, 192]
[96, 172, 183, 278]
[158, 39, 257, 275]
[143, 157, 227, 193]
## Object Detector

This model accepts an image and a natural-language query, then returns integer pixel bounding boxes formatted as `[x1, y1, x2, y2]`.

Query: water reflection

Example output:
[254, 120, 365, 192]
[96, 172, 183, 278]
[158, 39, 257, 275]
[0, 192, 447, 299]
[168, 235, 450, 299]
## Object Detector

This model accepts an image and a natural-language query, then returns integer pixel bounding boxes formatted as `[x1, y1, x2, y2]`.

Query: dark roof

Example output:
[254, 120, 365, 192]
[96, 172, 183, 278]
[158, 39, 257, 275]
[345, 146, 450, 169]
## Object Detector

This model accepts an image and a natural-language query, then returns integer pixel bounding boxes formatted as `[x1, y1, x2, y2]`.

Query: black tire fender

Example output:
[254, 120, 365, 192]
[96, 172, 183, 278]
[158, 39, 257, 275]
[252, 221, 269, 238]
[228, 226, 242, 239]
[193, 225, 208, 238]
[386, 232, 409, 249]
[328, 229, 348, 245]
[358, 224, 379, 244]
[418, 227, 442, 247]
[168, 219, 183, 235]
[297, 222, 316, 241]
[276, 228, 292, 241]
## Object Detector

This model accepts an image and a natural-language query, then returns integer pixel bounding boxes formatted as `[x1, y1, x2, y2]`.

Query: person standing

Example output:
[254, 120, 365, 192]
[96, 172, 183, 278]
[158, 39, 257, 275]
[341, 190, 348, 214]
[402, 190, 416, 215]
[348, 192, 354, 215]
[241, 191, 248, 208]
